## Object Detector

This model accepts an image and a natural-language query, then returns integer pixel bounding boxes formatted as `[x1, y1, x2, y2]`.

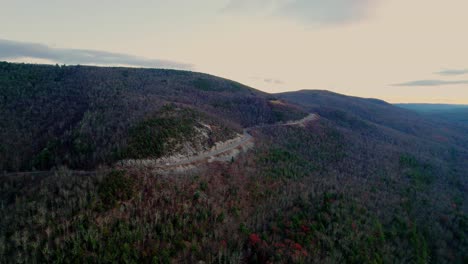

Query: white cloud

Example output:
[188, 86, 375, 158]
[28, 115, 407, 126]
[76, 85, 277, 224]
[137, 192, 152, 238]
[264, 78, 284, 84]
[435, 69, 468, 76]
[393, 80, 468, 87]
[0, 39, 193, 70]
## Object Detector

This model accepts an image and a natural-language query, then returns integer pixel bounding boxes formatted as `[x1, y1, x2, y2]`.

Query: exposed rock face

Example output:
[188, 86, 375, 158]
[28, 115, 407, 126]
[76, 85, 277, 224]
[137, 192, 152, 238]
[118, 114, 319, 172]
[118, 123, 254, 172]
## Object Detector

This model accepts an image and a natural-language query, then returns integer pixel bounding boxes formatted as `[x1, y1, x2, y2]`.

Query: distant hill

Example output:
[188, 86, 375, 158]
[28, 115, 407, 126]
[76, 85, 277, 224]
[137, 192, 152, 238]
[277, 90, 468, 148]
[396, 103, 468, 112]
[396, 103, 468, 125]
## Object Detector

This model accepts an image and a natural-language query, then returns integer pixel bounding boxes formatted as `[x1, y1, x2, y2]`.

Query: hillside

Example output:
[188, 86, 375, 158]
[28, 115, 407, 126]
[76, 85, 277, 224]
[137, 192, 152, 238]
[277, 90, 468, 146]
[396, 103, 468, 126]
[274, 90, 468, 262]
[0, 63, 467, 263]
[0, 62, 305, 172]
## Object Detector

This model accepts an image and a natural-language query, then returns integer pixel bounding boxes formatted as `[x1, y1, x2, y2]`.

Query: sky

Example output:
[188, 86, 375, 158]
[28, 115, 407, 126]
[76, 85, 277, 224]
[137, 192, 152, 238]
[1, 0, 467, 104]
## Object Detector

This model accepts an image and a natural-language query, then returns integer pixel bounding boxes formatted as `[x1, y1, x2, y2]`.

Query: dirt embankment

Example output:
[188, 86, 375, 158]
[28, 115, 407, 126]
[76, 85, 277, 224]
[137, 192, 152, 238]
[119, 114, 318, 172]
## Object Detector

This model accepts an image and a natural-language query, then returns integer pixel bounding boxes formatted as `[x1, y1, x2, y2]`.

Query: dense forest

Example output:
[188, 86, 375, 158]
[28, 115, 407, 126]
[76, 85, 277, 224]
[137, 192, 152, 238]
[0, 62, 467, 263]
[0, 62, 305, 172]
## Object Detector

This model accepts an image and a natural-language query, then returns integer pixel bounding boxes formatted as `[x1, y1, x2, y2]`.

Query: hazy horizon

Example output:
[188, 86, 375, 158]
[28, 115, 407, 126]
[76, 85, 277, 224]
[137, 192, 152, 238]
[1, 0, 467, 103]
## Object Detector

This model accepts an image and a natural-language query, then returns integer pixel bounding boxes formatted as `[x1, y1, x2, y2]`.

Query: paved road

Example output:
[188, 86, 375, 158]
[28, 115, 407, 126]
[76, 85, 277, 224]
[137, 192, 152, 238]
[253, 113, 318, 129]
[158, 113, 319, 167]
[2, 114, 319, 175]
[157, 130, 253, 167]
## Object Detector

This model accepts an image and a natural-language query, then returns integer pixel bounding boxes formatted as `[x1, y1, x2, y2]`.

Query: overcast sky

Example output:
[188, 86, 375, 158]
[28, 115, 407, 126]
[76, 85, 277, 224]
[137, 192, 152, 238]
[1, 0, 467, 103]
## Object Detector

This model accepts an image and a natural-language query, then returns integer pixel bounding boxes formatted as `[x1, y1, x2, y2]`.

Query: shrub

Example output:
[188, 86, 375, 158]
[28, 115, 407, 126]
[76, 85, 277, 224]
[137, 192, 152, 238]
[98, 170, 135, 209]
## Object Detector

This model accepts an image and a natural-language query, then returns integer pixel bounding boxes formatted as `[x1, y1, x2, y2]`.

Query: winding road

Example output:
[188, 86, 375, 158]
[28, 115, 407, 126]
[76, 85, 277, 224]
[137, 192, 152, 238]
[2, 114, 319, 175]
[156, 113, 319, 168]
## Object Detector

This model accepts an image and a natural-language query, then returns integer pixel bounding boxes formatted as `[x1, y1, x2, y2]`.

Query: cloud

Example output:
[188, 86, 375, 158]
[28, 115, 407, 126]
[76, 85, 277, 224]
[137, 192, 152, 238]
[0, 39, 193, 70]
[221, 0, 373, 25]
[250, 76, 284, 84]
[393, 80, 468, 87]
[435, 69, 468, 76]
[264, 78, 284, 84]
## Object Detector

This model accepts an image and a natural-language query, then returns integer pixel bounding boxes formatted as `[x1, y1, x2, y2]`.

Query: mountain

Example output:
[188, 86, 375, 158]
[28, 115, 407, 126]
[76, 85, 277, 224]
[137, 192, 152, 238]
[1, 62, 467, 263]
[396, 103, 468, 126]
[0, 62, 305, 171]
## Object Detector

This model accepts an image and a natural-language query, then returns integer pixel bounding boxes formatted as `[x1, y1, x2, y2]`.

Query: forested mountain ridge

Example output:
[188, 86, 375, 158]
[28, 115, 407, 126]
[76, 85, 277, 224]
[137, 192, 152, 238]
[0, 62, 467, 263]
[277, 90, 468, 148]
[0, 62, 305, 172]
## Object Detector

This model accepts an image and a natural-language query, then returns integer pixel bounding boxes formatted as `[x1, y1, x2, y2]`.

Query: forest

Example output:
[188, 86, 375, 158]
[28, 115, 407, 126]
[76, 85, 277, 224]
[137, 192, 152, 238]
[0, 62, 467, 263]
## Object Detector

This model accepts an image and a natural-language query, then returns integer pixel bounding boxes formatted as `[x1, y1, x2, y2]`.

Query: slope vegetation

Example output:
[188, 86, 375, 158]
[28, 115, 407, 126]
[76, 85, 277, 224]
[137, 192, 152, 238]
[0, 62, 305, 171]
[0, 64, 467, 263]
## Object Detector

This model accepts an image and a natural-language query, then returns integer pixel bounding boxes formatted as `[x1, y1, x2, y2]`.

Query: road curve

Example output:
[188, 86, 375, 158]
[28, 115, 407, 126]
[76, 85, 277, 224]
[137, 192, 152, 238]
[2, 114, 319, 175]
[158, 113, 319, 168]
